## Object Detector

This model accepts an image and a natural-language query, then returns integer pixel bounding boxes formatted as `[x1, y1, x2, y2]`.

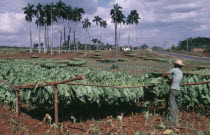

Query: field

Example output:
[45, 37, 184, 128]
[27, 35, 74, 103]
[0, 48, 210, 135]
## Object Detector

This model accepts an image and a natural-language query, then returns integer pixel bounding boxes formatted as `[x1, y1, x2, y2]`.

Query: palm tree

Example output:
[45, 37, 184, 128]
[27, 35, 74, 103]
[48, 2, 57, 55]
[132, 10, 140, 47]
[99, 20, 107, 49]
[126, 10, 140, 48]
[43, 4, 52, 54]
[126, 11, 134, 47]
[55, 0, 66, 54]
[110, 4, 124, 68]
[93, 16, 102, 51]
[23, 3, 36, 53]
[35, 3, 44, 54]
[66, 5, 73, 52]
[118, 14, 125, 46]
[72, 7, 85, 53]
[82, 18, 91, 56]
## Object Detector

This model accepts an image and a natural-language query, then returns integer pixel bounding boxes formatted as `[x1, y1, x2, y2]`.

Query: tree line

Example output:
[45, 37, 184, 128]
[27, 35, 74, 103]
[176, 37, 210, 51]
[23, 1, 140, 55]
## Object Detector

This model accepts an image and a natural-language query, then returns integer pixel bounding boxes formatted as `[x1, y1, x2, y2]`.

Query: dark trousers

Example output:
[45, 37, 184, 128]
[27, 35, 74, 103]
[166, 89, 181, 125]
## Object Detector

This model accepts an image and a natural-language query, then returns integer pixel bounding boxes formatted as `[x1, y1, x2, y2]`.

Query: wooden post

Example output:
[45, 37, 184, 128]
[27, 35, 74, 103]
[15, 91, 19, 116]
[50, 83, 59, 135]
[53, 84, 59, 125]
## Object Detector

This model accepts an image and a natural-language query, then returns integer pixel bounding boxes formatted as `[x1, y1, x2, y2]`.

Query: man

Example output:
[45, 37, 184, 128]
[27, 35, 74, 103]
[162, 59, 184, 126]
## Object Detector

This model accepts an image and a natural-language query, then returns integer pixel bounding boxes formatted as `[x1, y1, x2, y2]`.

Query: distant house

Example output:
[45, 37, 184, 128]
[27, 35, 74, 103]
[122, 47, 131, 51]
[122, 45, 132, 51]
[192, 48, 206, 52]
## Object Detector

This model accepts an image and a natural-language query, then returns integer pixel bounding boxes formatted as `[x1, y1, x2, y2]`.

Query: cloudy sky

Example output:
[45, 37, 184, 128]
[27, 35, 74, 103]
[0, 0, 209, 48]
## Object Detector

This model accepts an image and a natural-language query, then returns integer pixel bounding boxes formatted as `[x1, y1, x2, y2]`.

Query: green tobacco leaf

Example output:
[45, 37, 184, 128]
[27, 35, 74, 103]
[184, 95, 191, 101]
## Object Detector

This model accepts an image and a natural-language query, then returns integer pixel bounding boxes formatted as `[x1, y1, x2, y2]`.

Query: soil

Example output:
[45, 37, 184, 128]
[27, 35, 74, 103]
[0, 50, 156, 60]
[0, 104, 209, 135]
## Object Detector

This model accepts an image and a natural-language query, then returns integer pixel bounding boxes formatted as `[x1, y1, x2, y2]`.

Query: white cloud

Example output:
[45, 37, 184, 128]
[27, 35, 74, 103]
[193, 25, 209, 31]
[161, 11, 198, 22]
[163, 3, 199, 11]
[0, 12, 26, 34]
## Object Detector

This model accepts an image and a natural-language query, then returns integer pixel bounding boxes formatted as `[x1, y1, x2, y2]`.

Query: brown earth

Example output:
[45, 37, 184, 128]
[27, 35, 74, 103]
[0, 50, 156, 60]
[0, 104, 209, 135]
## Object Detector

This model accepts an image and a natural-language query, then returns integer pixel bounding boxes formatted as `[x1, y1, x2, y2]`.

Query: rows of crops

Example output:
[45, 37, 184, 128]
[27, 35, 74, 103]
[0, 59, 209, 113]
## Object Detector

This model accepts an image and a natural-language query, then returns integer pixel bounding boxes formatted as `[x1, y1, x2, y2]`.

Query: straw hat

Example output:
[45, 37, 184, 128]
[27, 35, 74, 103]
[174, 59, 184, 67]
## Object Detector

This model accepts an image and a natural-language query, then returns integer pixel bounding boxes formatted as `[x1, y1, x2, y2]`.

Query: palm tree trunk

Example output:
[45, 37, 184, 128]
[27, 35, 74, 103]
[59, 20, 64, 54]
[88, 31, 91, 51]
[131, 24, 133, 47]
[96, 24, 98, 51]
[136, 24, 138, 47]
[75, 21, 79, 53]
[100, 28, 102, 50]
[51, 15, 53, 55]
[118, 23, 121, 46]
[29, 22, 32, 53]
[46, 26, 49, 52]
[73, 22, 76, 53]
[128, 24, 130, 46]
[131, 24, 134, 50]
[68, 21, 72, 52]
[85, 28, 87, 57]
[38, 25, 41, 53]
[58, 30, 61, 54]
[114, 22, 117, 66]
[44, 24, 47, 54]
[63, 26, 66, 50]
[60, 29, 62, 53]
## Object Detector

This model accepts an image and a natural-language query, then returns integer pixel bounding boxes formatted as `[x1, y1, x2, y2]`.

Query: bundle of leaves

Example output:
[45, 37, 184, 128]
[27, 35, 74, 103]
[20, 51, 27, 53]
[71, 58, 85, 61]
[118, 58, 128, 62]
[97, 59, 127, 63]
[124, 54, 137, 57]
[123, 51, 132, 54]
[41, 63, 68, 68]
[67, 60, 87, 67]
[31, 55, 39, 58]
[91, 53, 102, 58]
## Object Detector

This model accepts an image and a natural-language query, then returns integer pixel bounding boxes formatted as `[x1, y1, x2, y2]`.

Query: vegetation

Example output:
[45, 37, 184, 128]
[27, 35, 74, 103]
[0, 59, 209, 114]
[176, 37, 210, 51]
[22, 1, 142, 56]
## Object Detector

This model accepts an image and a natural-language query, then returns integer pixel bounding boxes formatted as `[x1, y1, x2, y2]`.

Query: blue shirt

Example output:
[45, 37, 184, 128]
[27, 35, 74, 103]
[169, 68, 183, 90]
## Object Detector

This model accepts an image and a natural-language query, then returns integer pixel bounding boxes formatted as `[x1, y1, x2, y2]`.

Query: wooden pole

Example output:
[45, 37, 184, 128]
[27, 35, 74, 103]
[15, 91, 19, 116]
[50, 83, 59, 135]
[14, 76, 86, 89]
[53, 84, 59, 125]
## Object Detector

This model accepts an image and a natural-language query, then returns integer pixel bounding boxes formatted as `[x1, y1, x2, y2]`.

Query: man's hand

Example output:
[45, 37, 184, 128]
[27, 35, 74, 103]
[166, 79, 172, 84]
[162, 72, 169, 78]
[162, 72, 171, 84]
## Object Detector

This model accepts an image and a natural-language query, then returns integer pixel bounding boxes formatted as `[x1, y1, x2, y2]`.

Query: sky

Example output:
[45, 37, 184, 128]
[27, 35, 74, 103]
[0, 0, 209, 48]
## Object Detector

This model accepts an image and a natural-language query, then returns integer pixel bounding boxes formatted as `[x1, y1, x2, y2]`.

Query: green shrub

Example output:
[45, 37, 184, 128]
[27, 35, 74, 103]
[118, 58, 127, 62]
[68, 60, 87, 67]
[96, 59, 114, 63]
[123, 51, 132, 54]
[31, 55, 39, 58]
[91, 55, 102, 58]
[124, 54, 137, 57]
[71, 58, 85, 61]
[110, 63, 119, 69]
